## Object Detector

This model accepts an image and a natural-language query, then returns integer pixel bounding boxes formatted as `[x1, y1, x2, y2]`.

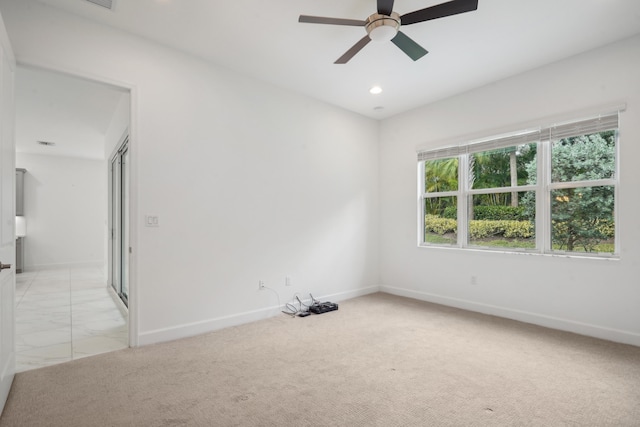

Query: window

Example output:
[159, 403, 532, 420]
[418, 111, 619, 257]
[422, 156, 458, 245]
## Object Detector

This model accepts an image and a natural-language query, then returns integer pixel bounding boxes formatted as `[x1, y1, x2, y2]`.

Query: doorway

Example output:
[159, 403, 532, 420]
[13, 66, 132, 371]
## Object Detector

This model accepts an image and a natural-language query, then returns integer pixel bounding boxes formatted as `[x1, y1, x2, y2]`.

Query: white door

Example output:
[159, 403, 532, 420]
[0, 20, 16, 415]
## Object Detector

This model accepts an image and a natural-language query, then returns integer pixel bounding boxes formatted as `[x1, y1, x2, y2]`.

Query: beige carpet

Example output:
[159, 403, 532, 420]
[1, 293, 639, 426]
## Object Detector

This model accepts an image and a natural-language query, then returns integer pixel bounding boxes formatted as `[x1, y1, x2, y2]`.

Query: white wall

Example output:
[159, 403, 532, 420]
[104, 93, 129, 159]
[16, 153, 106, 269]
[0, 1, 380, 344]
[379, 35, 640, 345]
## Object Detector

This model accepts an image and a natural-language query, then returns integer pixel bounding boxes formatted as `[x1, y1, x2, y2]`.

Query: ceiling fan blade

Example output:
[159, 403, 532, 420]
[401, 0, 478, 26]
[391, 31, 428, 61]
[299, 15, 366, 26]
[377, 0, 395, 16]
[335, 35, 372, 64]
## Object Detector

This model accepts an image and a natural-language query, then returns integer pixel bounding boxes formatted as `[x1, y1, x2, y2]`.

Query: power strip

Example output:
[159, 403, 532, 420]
[309, 301, 338, 314]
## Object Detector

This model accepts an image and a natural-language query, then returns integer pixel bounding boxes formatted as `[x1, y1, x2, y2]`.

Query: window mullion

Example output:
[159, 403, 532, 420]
[458, 153, 468, 248]
[422, 190, 459, 198]
[614, 129, 620, 256]
[537, 140, 549, 253]
[468, 184, 537, 196]
[417, 160, 425, 246]
[548, 178, 616, 190]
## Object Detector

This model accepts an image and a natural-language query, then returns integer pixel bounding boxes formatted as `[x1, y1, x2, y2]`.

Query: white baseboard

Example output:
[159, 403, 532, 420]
[23, 260, 104, 272]
[138, 286, 380, 346]
[381, 285, 640, 347]
[317, 285, 380, 304]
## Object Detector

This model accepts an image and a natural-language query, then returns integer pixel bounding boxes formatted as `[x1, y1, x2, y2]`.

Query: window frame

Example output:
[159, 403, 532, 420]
[417, 111, 620, 258]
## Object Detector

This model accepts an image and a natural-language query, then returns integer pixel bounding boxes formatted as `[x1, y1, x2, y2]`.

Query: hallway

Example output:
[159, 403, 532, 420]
[15, 266, 128, 372]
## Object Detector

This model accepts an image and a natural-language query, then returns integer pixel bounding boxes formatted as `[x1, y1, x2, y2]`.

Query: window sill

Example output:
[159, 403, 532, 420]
[417, 243, 620, 261]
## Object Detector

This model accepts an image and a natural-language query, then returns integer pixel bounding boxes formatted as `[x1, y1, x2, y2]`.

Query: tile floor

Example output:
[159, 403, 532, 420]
[15, 266, 128, 372]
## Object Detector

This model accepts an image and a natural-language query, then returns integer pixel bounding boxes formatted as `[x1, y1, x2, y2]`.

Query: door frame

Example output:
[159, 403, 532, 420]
[17, 61, 139, 348]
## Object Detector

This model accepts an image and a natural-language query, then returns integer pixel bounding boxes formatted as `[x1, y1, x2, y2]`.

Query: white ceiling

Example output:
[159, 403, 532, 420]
[12, 0, 640, 157]
[30, 0, 640, 120]
[15, 66, 128, 160]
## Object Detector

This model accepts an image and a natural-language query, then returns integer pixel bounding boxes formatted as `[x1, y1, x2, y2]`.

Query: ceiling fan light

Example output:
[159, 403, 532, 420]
[369, 25, 397, 42]
[366, 12, 400, 42]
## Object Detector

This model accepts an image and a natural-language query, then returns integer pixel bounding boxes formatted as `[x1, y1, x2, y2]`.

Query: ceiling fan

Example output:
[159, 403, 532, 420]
[299, 0, 478, 64]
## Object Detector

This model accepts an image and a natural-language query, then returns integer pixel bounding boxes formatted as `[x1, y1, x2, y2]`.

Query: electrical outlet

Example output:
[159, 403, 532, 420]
[285, 276, 291, 286]
[258, 280, 265, 290]
[470, 276, 478, 285]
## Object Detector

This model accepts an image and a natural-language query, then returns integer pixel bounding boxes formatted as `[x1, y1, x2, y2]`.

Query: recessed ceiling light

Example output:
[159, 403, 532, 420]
[369, 86, 383, 95]
[37, 141, 56, 146]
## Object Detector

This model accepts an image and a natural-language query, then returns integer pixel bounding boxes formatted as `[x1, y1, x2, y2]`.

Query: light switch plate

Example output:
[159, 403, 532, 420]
[145, 215, 159, 227]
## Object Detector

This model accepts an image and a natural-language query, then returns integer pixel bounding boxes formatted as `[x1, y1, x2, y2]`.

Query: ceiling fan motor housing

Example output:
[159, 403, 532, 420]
[366, 12, 401, 42]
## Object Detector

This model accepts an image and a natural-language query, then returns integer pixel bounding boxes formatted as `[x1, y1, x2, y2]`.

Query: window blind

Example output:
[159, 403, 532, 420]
[542, 112, 619, 141]
[466, 130, 540, 154]
[417, 109, 621, 162]
[417, 146, 462, 162]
